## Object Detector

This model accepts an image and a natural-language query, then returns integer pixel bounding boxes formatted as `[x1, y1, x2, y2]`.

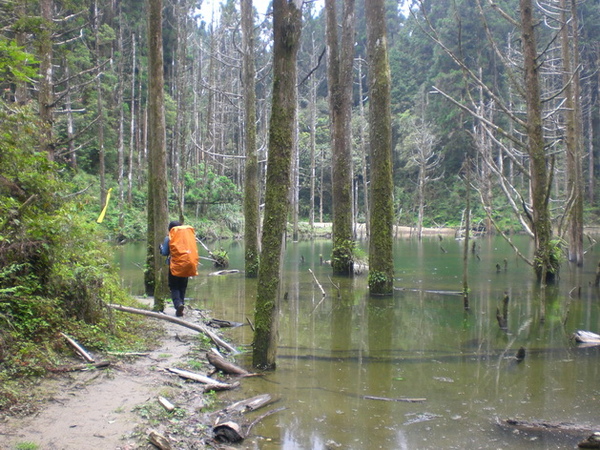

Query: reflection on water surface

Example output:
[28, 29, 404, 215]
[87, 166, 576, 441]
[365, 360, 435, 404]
[117, 235, 600, 449]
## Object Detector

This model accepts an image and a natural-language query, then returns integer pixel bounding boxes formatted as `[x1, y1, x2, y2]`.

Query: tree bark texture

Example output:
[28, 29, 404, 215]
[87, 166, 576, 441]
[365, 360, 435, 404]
[560, 0, 584, 267]
[252, 0, 302, 370]
[520, 0, 557, 283]
[326, 0, 356, 276]
[366, 0, 394, 295]
[241, 0, 260, 278]
[147, 0, 170, 309]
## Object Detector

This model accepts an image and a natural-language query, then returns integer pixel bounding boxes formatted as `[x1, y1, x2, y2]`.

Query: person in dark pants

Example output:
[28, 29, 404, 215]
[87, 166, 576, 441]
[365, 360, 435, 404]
[160, 220, 188, 317]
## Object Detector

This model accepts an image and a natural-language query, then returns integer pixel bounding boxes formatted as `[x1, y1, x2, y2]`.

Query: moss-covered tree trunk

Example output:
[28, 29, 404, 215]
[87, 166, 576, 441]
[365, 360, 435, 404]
[325, 0, 356, 275]
[365, 0, 394, 295]
[520, 0, 557, 283]
[241, 0, 260, 278]
[252, 0, 302, 370]
[147, 0, 169, 310]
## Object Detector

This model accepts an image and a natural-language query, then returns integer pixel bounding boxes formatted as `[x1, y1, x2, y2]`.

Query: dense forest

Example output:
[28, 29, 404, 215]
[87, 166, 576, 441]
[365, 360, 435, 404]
[2, 0, 599, 237]
[1, 0, 600, 391]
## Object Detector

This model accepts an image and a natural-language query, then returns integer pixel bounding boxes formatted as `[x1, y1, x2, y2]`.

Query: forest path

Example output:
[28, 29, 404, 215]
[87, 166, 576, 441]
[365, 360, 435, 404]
[1, 302, 203, 450]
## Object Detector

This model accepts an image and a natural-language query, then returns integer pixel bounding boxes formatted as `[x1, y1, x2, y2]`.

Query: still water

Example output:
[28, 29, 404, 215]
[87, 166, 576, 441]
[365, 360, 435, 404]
[116, 234, 600, 449]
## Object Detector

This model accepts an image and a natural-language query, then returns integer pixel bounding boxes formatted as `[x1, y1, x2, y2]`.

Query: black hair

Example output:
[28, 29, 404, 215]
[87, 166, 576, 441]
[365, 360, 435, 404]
[168, 220, 182, 230]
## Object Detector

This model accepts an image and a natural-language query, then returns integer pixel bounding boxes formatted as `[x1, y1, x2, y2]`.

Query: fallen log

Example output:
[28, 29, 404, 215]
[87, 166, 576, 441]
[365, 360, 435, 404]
[213, 421, 244, 444]
[363, 395, 426, 403]
[166, 367, 240, 392]
[219, 394, 274, 415]
[572, 330, 600, 345]
[206, 348, 250, 376]
[502, 418, 597, 436]
[60, 332, 95, 363]
[108, 304, 237, 354]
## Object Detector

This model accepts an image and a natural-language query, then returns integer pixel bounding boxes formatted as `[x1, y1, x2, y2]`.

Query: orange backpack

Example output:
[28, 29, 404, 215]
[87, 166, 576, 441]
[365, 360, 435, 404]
[168, 225, 199, 277]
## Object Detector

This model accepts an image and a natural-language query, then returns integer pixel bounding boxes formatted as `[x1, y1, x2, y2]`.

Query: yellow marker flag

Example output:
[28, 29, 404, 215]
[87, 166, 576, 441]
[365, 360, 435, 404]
[97, 188, 113, 223]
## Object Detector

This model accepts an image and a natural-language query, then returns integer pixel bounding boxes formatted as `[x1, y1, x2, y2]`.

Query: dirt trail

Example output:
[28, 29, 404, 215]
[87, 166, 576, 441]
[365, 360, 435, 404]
[0, 303, 206, 450]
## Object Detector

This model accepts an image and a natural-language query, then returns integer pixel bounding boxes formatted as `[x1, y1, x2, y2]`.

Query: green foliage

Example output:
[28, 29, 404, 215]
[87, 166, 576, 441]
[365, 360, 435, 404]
[184, 163, 242, 208]
[14, 442, 39, 450]
[0, 100, 152, 406]
[0, 37, 38, 83]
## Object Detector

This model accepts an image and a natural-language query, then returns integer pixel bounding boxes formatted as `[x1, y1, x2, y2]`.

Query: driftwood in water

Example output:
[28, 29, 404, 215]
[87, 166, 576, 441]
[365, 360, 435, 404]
[219, 394, 274, 415]
[579, 432, 600, 449]
[209, 269, 239, 276]
[496, 293, 509, 330]
[166, 367, 240, 392]
[595, 261, 600, 287]
[572, 330, 600, 346]
[308, 268, 326, 297]
[363, 395, 426, 403]
[207, 318, 242, 328]
[206, 348, 250, 376]
[197, 239, 229, 267]
[394, 287, 462, 296]
[148, 430, 172, 450]
[108, 304, 237, 354]
[60, 332, 95, 363]
[503, 418, 596, 436]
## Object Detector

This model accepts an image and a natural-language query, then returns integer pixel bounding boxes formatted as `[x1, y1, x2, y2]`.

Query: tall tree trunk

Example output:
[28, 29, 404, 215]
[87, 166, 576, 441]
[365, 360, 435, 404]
[520, 0, 557, 283]
[38, 0, 55, 159]
[358, 59, 370, 237]
[241, 0, 260, 278]
[366, 0, 394, 295]
[309, 45, 317, 231]
[128, 33, 137, 206]
[326, 0, 356, 275]
[561, 0, 584, 266]
[93, 0, 106, 209]
[253, 0, 302, 370]
[147, 0, 170, 310]
[116, 10, 125, 230]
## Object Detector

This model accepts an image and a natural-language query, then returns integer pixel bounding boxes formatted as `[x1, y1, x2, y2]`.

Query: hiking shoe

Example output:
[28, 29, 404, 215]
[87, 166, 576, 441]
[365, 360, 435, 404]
[176, 305, 184, 317]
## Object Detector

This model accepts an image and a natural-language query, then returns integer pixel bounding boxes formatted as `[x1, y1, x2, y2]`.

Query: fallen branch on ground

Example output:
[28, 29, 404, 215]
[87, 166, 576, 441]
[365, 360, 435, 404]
[148, 430, 172, 450]
[108, 304, 237, 354]
[60, 332, 95, 363]
[158, 396, 175, 412]
[206, 348, 251, 376]
[166, 367, 240, 392]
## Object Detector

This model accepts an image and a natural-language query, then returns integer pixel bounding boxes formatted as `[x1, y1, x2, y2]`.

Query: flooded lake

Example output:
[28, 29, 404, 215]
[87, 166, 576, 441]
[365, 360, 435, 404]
[116, 234, 600, 449]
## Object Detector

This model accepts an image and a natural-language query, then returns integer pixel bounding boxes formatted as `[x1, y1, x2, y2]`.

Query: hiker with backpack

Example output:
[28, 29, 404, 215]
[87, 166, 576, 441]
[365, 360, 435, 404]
[160, 220, 199, 317]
